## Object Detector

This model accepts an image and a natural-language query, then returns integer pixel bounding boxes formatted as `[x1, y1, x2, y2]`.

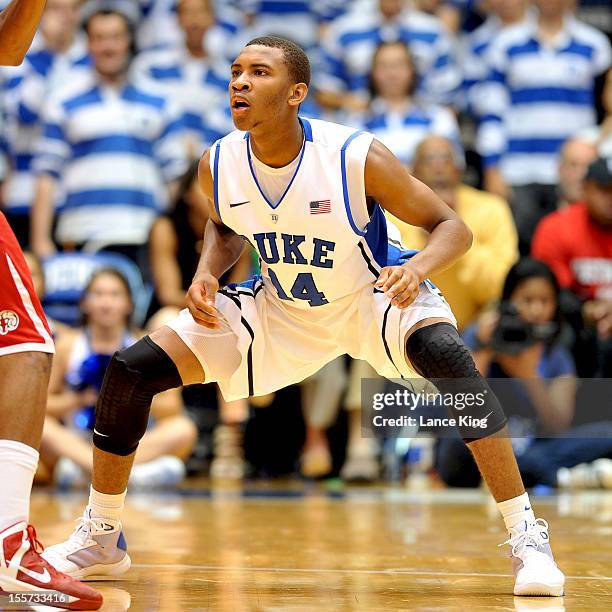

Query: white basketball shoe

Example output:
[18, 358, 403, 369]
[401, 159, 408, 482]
[501, 519, 565, 596]
[42, 510, 131, 580]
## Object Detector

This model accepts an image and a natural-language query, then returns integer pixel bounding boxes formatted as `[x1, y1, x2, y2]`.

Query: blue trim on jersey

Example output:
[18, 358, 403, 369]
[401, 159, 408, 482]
[363, 204, 388, 268]
[245, 128, 307, 211]
[300, 117, 313, 142]
[212, 139, 222, 220]
[340, 130, 366, 237]
[388, 243, 418, 266]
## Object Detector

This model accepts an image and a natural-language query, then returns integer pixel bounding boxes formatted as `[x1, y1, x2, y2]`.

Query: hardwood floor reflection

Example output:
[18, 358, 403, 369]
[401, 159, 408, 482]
[30, 485, 612, 611]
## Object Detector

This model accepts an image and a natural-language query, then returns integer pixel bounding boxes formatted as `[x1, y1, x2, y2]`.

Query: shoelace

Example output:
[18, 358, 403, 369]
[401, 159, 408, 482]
[26, 524, 44, 553]
[498, 518, 549, 557]
[72, 514, 114, 545]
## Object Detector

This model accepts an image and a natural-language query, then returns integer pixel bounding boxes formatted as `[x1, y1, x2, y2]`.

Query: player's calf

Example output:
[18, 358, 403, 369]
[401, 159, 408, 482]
[405, 322, 565, 596]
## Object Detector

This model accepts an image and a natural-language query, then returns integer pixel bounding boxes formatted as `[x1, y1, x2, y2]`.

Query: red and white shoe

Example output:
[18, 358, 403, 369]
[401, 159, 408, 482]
[0, 521, 103, 610]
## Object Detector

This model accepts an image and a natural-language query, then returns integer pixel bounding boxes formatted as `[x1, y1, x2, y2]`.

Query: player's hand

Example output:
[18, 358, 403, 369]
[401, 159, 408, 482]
[186, 272, 220, 329]
[375, 265, 420, 308]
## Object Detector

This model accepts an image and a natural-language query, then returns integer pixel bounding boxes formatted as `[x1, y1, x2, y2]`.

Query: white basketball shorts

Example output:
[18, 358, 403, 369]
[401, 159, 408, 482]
[167, 276, 456, 401]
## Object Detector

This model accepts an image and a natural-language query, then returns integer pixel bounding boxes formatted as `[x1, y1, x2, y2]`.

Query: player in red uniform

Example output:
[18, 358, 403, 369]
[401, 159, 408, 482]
[0, 2, 102, 609]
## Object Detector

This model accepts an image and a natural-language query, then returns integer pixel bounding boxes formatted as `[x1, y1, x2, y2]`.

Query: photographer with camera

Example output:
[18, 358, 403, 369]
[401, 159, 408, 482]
[436, 258, 612, 489]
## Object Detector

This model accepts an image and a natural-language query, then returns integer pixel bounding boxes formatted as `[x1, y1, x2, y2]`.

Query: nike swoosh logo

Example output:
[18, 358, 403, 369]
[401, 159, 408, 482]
[19, 566, 52, 584]
[229, 200, 250, 208]
[93, 428, 110, 437]
[101, 524, 114, 532]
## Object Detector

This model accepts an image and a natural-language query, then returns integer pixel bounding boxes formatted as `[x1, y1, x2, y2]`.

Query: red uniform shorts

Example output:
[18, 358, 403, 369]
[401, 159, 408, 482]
[0, 212, 54, 356]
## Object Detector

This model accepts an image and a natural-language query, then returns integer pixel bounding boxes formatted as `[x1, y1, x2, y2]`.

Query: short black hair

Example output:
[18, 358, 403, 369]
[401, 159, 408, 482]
[245, 36, 310, 87]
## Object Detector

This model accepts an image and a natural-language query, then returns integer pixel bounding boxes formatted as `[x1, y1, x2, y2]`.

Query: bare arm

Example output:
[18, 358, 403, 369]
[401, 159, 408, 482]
[185, 149, 245, 328]
[149, 217, 186, 308]
[522, 375, 576, 433]
[0, 0, 46, 66]
[194, 149, 245, 280]
[31, 173, 57, 257]
[364, 139, 472, 307]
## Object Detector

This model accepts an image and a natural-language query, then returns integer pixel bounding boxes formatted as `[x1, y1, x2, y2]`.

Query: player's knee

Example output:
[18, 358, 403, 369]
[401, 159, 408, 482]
[93, 337, 183, 456]
[406, 323, 507, 441]
[406, 322, 479, 379]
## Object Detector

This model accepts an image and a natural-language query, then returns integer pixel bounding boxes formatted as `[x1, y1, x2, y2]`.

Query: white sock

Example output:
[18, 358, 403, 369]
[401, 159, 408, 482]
[88, 486, 126, 522]
[497, 492, 536, 532]
[0, 439, 39, 532]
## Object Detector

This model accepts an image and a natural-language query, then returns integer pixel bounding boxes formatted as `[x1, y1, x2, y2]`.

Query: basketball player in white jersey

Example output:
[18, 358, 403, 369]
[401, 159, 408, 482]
[0, 1, 103, 608]
[43, 37, 565, 597]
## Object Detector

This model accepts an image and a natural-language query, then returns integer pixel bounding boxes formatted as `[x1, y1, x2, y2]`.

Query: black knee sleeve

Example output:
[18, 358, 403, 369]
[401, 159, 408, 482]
[93, 336, 183, 456]
[405, 323, 507, 441]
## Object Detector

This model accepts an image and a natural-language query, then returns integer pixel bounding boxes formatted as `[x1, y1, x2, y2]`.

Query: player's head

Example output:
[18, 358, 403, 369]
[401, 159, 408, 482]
[84, 8, 135, 80]
[81, 268, 134, 329]
[230, 36, 310, 131]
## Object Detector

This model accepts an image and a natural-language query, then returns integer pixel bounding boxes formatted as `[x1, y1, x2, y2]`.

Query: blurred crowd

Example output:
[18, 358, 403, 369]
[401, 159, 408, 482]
[0, 0, 611, 491]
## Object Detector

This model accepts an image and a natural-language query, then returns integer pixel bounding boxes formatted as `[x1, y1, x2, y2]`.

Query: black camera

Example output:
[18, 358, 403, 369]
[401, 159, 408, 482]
[490, 302, 557, 355]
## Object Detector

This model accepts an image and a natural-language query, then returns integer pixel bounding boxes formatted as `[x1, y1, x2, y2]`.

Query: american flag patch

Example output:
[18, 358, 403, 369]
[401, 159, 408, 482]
[309, 199, 331, 214]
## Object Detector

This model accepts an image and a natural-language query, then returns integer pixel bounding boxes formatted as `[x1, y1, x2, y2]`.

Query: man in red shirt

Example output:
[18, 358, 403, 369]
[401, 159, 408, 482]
[532, 157, 612, 375]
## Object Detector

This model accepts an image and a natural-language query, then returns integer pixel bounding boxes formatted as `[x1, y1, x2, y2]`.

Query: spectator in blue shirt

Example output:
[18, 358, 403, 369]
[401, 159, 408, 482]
[359, 40, 461, 169]
[31, 7, 187, 269]
[437, 257, 612, 488]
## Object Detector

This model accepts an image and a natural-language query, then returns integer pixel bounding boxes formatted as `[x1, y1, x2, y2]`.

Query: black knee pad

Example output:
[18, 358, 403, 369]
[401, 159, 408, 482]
[406, 323, 507, 441]
[93, 336, 183, 456]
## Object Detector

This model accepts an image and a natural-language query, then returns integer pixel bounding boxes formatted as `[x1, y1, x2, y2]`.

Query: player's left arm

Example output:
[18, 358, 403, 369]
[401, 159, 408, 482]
[365, 139, 472, 308]
[0, 0, 47, 66]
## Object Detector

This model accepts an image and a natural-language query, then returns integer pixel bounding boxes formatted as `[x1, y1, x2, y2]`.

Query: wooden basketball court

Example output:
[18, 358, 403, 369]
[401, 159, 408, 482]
[30, 484, 612, 611]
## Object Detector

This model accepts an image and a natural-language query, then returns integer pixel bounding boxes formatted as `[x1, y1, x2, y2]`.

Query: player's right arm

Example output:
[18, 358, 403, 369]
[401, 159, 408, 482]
[0, 0, 47, 66]
[186, 148, 245, 329]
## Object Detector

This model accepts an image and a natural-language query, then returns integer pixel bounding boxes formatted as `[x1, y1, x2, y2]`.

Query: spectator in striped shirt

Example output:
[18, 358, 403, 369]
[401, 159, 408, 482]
[316, 0, 461, 112]
[477, 0, 611, 254]
[0, 0, 89, 248]
[358, 40, 461, 169]
[30, 7, 188, 269]
[131, 0, 231, 157]
[459, 0, 528, 118]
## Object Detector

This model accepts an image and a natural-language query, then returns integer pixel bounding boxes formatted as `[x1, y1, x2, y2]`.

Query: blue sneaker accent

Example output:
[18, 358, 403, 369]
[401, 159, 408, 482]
[117, 531, 128, 551]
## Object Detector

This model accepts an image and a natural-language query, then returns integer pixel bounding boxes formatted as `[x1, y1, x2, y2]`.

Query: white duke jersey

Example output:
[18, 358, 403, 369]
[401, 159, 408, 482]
[212, 117, 413, 309]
